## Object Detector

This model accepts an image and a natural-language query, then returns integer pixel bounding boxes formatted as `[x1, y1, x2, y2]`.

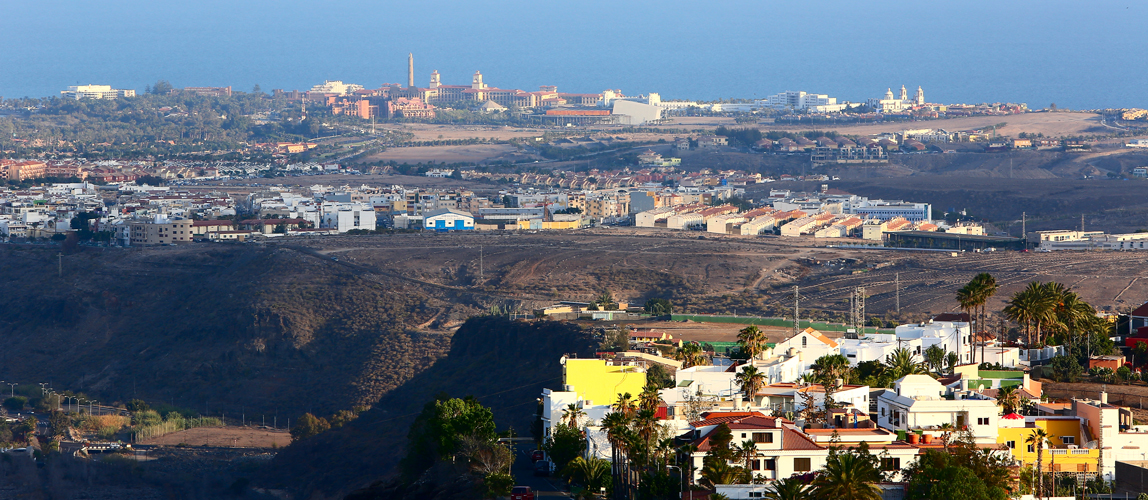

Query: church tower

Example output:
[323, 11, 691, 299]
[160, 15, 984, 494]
[899, 85, 908, 101]
[407, 53, 414, 89]
[472, 71, 486, 90]
[915, 86, 924, 105]
[429, 70, 441, 89]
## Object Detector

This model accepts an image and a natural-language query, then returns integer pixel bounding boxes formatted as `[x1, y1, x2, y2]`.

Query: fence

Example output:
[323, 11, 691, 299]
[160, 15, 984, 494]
[670, 314, 894, 334]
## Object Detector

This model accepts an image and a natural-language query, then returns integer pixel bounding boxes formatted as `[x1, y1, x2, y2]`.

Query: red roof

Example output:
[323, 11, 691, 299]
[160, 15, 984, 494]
[1002, 413, 1024, 420]
[1132, 302, 1148, 318]
[192, 220, 234, 227]
[690, 411, 768, 427]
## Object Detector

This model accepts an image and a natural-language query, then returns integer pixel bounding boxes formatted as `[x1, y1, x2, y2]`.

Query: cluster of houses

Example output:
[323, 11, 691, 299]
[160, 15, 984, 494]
[631, 188, 977, 242]
[538, 315, 1148, 496]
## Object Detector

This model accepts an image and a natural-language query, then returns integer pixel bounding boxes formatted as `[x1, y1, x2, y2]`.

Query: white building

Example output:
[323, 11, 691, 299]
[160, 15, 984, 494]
[424, 208, 474, 231]
[683, 413, 830, 483]
[762, 91, 846, 113]
[1036, 230, 1148, 251]
[846, 200, 932, 222]
[612, 100, 662, 125]
[772, 328, 840, 374]
[308, 80, 364, 95]
[61, 85, 136, 99]
[876, 375, 1000, 442]
[320, 203, 376, 232]
[675, 365, 737, 397]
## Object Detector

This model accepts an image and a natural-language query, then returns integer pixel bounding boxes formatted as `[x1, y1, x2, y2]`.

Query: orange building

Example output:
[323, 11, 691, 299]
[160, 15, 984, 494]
[0, 160, 47, 181]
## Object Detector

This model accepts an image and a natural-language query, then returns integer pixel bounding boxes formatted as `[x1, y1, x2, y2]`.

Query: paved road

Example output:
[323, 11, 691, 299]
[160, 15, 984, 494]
[511, 445, 569, 497]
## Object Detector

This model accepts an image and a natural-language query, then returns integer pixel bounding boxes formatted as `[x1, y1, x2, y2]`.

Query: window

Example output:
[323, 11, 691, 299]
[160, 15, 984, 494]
[794, 458, 811, 472]
[880, 408, 886, 416]
[748, 493, 763, 498]
[1027, 444, 1034, 453]
[751, 459, 761, 471]
[802, 336, 807, 348]
[1062, 436, 1075, 445]
[752, 432, 773, 444]
[764, 459, 776, 470]
[977, 417, 989, 425]
[881, 457, 901, 471]
[1006, 441, 1016, 449]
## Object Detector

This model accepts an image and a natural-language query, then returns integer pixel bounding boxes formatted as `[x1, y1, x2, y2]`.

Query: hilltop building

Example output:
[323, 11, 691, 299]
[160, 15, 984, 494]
[61, 85, 136, 100]
[867, 85, 924, 113]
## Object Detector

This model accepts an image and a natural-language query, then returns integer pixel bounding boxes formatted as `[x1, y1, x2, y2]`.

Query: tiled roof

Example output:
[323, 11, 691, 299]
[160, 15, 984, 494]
[690, 411, 768, 427]
[781, 426, 824, 450]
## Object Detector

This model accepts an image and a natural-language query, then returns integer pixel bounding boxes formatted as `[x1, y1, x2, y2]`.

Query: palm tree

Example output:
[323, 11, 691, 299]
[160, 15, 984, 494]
[997, 385, 1022, 415]
[737, 325, 769, 360]
[938, 423, 955, 452]
[699, 460, 744, 489]
[638, 385, 660, 412]
[674, 341, 708, 368]
[612, 393, 637, 419]
[1026, 428, 1050, 499]
[884, 347, 927, 380]
[563, 403, 586, 428]
[956, 284, 977, 362]
[765, 477, 814, 500]
[923, 345, 946, 375]
[734, 439, 757, 483]
[595, 291, 617, 310]
[563, 456, 611, 499]
[600, 411, 631, 496]
[811, 451, 883, 500]
[1004, 281, 1060, 346]
[971, 273, 998, 363]
[945, 352, 959, 374]
[811, 353, 852, 386]
[736, 365, 767, 401]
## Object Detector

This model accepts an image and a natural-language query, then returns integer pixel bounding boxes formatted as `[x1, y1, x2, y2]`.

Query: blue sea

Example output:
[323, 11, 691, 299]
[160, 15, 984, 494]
[3, 0, 1147, 109]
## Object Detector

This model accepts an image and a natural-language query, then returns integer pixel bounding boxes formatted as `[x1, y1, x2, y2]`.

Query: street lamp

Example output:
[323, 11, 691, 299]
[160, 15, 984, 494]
[666, 465, 685, 498]
[6, 382, 16, 398]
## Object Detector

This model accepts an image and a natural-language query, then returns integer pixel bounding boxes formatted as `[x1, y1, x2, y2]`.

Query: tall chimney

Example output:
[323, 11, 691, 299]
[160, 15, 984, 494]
[408, 53, 414, 89]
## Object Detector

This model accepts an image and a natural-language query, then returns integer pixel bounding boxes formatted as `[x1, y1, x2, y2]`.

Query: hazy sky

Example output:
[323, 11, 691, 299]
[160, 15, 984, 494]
[4, 0, 1147, 108]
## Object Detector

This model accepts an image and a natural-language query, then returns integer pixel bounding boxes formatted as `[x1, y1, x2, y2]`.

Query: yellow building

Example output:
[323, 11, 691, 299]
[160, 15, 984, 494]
[997, 416, 1099, 472]
[561, 357, 646, 407]
[516, 219, 584, 230]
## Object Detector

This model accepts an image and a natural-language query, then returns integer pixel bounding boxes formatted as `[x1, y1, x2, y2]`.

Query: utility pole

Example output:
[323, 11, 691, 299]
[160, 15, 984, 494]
[1081, 213, 1085, 233]
[58, 253, 63, 277]
[479, 245, 484, 281]
[793, 285, 800, 337]
[895, 273, 900, 314]
[1021, 212, 1026, 244]
[857, 286, 866, 333]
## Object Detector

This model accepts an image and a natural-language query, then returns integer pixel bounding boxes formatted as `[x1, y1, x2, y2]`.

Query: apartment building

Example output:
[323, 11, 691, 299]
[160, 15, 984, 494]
[61, 85, 136, 99]
[129, 219, 194, 245]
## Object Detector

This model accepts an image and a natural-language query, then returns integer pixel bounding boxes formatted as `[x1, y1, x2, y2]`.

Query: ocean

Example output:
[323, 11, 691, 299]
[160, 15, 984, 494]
[3, 0, 1147, 109]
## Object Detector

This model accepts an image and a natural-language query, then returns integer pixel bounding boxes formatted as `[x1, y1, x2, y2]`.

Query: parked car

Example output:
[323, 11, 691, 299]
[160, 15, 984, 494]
[511, 486, 534, 500]
[533, 460, 554, 477]
[530, 450, 546, 462]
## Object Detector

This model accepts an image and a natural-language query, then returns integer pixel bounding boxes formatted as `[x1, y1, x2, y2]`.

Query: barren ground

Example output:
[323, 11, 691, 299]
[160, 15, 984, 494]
[140, 426, 291, 448]
[664, 112, 1104, 138]
[279, 229, 1148, 323]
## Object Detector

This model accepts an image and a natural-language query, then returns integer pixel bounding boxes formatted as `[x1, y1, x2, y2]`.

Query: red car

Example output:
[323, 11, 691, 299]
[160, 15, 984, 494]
[511, 486, 534, 500]
[530, 450, 546, 462]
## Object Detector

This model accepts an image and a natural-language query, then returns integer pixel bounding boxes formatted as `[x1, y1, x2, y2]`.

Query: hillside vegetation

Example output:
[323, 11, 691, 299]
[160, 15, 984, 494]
[264, 316, 597, 499]
[0, 243, 472, 418]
